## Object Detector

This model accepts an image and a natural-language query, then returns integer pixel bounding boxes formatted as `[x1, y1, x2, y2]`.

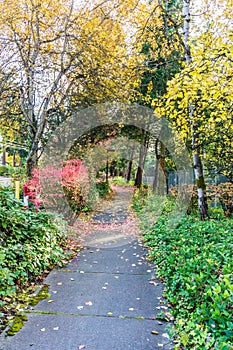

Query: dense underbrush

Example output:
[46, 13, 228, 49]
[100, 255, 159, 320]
[0, 188, 75, 323]
[133, 191, 233, 349]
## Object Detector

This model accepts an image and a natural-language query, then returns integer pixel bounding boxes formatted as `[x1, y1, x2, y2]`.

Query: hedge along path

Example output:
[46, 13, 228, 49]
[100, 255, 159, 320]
[0, 186, 174, 350]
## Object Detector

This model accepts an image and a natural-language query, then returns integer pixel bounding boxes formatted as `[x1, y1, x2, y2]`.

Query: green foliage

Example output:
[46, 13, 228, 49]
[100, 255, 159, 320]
[136, 195, 233, 349]
[132, 187, 173, 225]
[131, 186, 149, 212]
[0, 166, 27, 195]
[0, 188, 69, 304]
[96, 181, 112, 198]
[112, 176, 134, 187]
[0, 166, 11, 176]
[209, 207, 225, 220]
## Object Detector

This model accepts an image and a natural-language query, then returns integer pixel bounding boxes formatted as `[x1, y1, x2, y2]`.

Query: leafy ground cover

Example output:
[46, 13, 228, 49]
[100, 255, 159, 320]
[112, 176, 135, 187]
[0, 188, 79, 332]
[133, 190, 233, 350]
[95, 180, 113, 198]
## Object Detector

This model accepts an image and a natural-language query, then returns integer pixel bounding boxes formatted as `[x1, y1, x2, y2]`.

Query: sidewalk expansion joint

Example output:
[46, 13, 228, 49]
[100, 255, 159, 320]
[25, 310, 153, 321]
[61, 271, 149, 276]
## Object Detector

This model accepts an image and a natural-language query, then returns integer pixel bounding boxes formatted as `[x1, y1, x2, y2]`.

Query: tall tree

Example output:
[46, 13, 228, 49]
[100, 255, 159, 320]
[0, 0, 146, 176]
[183, 0, 209, 219]
[133, 0, 183, 190]
[154, 0, 232, 218]
[0, 68, 29, 164]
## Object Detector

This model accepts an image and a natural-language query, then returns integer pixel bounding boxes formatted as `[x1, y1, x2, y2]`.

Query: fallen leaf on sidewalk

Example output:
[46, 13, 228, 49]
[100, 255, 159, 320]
[162, 333, 169, 339]
[149, 281, 158, 286]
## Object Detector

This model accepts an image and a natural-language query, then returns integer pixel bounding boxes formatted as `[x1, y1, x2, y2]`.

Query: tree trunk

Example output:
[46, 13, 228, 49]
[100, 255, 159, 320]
[13, 152, 16, 167]
[126, 147, 135, 182]
[153, 139, 168, 194]
[134, 165, 143, 188]
[134, 142, 147, 188]
[183, 0, 209, 220]
[159, 141, 168, 195]
[2, 146, 6, 165]
[153, 139, 159, 192]
[192, 118, 210, 220]
[26, 138, 39, 178]
[153, 160, 159, 192]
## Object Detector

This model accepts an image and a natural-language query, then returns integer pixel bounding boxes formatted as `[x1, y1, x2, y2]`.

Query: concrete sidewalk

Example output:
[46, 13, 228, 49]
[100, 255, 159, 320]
[0, 188, 174, 350]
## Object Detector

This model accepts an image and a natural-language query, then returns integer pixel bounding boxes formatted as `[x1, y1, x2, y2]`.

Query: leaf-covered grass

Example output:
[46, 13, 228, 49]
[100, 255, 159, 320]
[134, 194, 233, 349]
[0, 188, 77, 325]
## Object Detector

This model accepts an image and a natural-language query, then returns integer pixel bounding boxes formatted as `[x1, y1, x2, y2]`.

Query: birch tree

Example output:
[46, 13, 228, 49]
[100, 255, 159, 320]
[0, 0, 146, 177]
[153, 0, 233, 218]
[183, 0, 209, 219]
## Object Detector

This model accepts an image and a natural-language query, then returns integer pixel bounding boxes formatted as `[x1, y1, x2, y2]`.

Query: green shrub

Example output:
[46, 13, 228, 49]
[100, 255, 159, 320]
[0, 188, 69, 303]
[96, 181, 112, 198]
[112, 176, 134, 186]
[136, 194, 233, 349]
[132, 186, 151, 213]
[0, 166, 11, 176]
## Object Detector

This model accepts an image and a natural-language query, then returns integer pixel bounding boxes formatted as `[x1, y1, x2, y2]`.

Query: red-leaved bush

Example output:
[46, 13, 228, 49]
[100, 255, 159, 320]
[24, 159, 89, 212]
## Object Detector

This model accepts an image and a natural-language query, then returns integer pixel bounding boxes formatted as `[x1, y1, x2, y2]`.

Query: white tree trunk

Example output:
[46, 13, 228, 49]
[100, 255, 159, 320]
[183, 0, 209, 220]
